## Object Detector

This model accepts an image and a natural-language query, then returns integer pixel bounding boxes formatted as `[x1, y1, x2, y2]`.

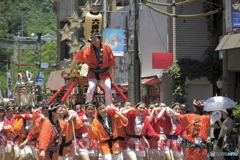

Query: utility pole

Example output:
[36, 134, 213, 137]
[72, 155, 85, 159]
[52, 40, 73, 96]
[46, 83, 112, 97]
[103, 0, 107, 29]
[128, 0, 141, 104]
[15, 41, 22, 72]
[36, 32, 42, 74]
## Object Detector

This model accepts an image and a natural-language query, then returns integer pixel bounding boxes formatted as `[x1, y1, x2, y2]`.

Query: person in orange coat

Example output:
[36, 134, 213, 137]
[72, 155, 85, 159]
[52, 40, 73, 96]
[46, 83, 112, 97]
[37, 102, 83, 160]
[3, 106, 18, 160]
[87, 102, 128, 160]
[58, 104, 84, 160]
[74, 102, 99, 160]
[173, 99, 210, 160]
[11, 106, 44, 160]
[74, 32, 116, 108]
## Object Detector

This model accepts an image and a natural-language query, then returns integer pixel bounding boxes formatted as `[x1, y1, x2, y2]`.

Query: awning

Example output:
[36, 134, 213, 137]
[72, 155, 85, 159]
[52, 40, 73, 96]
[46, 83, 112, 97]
[121, 86, 128, 92]
[46, 69, 71, 90]
[121, 75, 161, 86]
[215, 34, 240, 51]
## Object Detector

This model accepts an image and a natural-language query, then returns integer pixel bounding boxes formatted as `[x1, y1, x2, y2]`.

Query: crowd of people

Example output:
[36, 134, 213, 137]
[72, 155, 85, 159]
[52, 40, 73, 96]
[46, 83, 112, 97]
[0, 99, 238, 160]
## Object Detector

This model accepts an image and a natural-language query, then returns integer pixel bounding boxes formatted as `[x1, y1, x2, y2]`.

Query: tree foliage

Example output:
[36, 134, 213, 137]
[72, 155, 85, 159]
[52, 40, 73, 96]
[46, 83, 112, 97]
[0, 0, 57, 97]
[0, 0, 16, 38]
[13, 0, 57, 36]
[19, 40, 57, 85]
[169, 55, 222, 103]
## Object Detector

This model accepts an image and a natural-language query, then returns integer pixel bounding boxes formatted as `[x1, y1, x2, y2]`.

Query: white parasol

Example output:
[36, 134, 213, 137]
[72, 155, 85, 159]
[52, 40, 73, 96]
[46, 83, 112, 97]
[204, 96, 236, 111]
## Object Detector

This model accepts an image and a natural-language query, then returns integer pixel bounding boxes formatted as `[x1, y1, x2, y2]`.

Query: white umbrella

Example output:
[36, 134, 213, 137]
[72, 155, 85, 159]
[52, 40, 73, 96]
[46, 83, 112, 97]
[204, 96, 236, 111]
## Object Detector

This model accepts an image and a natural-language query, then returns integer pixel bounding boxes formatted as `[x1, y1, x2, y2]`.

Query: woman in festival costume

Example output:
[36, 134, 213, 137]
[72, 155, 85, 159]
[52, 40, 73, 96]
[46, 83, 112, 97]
[74, 103, 86, 117]
[170, 103, 187, 160]
[122, 102, 166, 160]
[18, 105, 49, 160]
[117, 101, 131, 160]
[147, 103, 185, 160]
[172, 99, 210, 160]
[58, 104, 83, 160]
[141, 102, 157, 160]
[147, 103, 162, 160]
[9, 105, 29, 159]
[87, 101, 128, 160]
[74, 102, 99, 160]
[37, 102, 82, 160]
[2, 106, 18, 160]
[0, 106, 6, 160]
[10, 105, 39, 160]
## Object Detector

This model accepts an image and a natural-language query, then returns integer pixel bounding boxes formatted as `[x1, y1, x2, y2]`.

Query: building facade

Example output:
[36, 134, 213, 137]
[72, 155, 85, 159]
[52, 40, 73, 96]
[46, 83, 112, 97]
[54, 0, 222, 108]
[216, 0, 240, 104]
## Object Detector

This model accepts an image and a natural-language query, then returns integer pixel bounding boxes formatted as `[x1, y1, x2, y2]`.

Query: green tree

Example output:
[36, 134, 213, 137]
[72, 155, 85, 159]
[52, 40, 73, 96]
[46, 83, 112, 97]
[0, 0, 57, 98]
[19, 40, 57, 85]
[13, 0, 57, 36]
[0, 0, 16, 38]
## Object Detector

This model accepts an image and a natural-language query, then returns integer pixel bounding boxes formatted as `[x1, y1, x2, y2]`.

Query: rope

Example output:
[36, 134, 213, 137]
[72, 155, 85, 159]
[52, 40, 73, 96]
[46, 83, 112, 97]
[145, 0, 197, 6]
[71, 120, 77, 155]
[143, 0, 222, 18]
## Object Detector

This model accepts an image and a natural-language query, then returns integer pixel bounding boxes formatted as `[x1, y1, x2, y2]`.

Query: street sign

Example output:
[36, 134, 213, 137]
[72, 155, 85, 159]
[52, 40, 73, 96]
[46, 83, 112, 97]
[36, 77, 43, 82]
[40, 63, 49, 68]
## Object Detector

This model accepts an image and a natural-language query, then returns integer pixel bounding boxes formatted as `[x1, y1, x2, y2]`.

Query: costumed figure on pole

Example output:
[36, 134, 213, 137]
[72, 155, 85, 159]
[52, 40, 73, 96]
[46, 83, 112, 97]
[25, 71, 35, 107]
[15, 72, 27, 106]
[74, 32, 116, 108]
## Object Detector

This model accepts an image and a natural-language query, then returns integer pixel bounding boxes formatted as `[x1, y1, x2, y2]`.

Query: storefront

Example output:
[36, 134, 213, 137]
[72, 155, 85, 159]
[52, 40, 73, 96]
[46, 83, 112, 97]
[121, 75, 161, 104]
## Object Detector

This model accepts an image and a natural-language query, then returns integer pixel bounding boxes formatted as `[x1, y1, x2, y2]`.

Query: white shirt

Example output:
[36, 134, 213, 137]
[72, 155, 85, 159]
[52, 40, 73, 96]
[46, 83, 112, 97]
[135, 116, 143, 135]
[103, 117, 109, 128]
[0, 119, 3, 131]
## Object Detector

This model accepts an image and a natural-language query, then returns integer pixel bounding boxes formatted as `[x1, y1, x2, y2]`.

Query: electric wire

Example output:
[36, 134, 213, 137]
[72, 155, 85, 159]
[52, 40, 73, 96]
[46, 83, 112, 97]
[148, 8, 167, 52]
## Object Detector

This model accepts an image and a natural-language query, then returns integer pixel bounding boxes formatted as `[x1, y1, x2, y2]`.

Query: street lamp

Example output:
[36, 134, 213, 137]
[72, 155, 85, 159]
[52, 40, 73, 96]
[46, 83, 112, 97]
[35, 32, 44, 100]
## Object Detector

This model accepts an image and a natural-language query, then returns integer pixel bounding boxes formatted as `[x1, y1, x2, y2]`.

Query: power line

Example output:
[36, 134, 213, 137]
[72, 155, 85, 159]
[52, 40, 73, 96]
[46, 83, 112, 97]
[148, 8, 167, 52]
[202, 0, 222, 10]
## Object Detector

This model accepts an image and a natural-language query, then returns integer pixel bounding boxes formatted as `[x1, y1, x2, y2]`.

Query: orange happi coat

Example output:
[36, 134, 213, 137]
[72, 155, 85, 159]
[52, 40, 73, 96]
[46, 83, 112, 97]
[2, 116, 15, 138]
[178, 114, 210, 160]
[8, 118, 27, 144]
[87, 114, 128, 155]
[37, 117, 83, 160]
[59, 118, 83, 157]
[74, 43, 116, 80]
[38, 119, 66, 160]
